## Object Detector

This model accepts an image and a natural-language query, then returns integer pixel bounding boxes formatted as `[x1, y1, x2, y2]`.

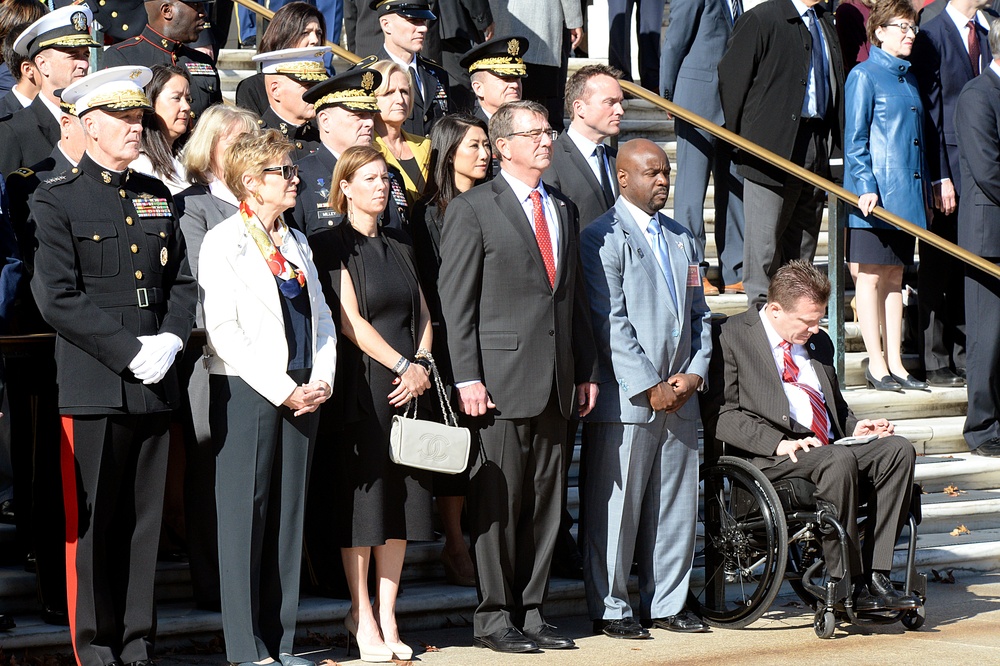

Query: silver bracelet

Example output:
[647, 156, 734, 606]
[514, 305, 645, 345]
[392, 356, 410, 376]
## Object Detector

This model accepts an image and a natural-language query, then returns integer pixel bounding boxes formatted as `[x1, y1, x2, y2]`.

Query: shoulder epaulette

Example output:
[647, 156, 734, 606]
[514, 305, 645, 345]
[11, 167, 33, 178]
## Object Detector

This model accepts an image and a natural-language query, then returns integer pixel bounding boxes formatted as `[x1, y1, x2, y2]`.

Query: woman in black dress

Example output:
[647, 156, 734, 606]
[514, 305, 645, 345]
[310, 145, 433, 663]
[411, 114, 491, 587]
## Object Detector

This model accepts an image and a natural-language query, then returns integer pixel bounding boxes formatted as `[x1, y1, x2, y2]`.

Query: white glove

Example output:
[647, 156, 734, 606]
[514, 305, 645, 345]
[128, 333, 183, 385]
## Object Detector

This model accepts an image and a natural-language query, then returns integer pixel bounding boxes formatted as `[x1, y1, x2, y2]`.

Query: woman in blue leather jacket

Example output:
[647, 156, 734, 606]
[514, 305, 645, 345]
[844, 0, 929, 392]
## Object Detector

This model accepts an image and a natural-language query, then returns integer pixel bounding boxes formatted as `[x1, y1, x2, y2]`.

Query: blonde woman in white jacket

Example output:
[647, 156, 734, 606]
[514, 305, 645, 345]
[198, 129, 337, 666]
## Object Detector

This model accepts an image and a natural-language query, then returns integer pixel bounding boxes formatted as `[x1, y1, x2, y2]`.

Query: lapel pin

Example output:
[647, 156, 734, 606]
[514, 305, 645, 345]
[809, 343, 816, 351]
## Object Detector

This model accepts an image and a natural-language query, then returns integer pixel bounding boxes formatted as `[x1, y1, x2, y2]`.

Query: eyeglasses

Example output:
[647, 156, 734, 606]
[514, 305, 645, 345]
[882, 22, 919, 35]
[506, 128, 559, 142]
[262, 164, 299, 180]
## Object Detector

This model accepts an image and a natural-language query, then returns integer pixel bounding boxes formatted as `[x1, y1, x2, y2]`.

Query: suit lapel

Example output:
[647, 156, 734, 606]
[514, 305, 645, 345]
[807, 351, 845, 438]
[548, 185, 573, 290]
[560, 134, 608, 206]
[30, 98, 59, 145]
[659, 213, 689, 315]
[228, 226, 284, 323]
[746, 311, 794, 422]
[615, 201, 675, 312]
[944, 19, 976, 78]
[492, 176, 551, 287]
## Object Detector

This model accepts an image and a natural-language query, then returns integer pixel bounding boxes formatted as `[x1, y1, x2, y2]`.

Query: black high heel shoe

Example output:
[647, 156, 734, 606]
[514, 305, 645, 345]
[889, 372, 929, 391]
[865, 368, 903, 392]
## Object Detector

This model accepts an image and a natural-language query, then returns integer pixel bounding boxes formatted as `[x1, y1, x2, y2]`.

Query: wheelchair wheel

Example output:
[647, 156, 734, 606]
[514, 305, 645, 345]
[814, 607, 836, 639]
[688, 456, 788, 629]
[901, 607, 925, 630]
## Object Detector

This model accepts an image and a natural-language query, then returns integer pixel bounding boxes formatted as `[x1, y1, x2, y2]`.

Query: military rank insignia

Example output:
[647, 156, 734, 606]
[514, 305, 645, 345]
[132, 197, 171, 218]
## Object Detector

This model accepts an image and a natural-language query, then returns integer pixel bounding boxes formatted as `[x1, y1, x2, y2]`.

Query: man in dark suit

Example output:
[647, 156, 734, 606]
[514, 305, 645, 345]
[910, 0, 992, 387]
[251, 47, 331, 161]
[955, 22, 1000, 457]
[100, 0, 221, 121]
[660, 0, 745, 296]
[0, 6, 99, 176]
[546, 64, 624, 229]
[373, 0, 449, 136]
[30, 66, 197, 666]
[709, 261, 918, 611]
[438, 100, 599, 653]
[0, 26, 41, 118]
[718, 0, 844, 307]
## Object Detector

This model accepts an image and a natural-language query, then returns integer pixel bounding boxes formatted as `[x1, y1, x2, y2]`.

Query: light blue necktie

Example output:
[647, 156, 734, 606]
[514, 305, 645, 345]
[647, 216, 679, 308]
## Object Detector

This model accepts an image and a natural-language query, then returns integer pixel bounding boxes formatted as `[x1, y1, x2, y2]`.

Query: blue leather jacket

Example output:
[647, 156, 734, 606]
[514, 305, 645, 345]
[845, 46, 929, 230]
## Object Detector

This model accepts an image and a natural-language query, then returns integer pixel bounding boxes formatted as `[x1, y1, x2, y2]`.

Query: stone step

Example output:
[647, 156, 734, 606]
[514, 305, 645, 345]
[914, 452, 1000, 492]
[894, 526, 1000, 574]
[842, 384, 968, 423]
[917, 488, 1000, 534]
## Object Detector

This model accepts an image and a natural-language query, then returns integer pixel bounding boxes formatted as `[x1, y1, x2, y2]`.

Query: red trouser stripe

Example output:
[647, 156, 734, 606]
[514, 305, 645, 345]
[60, 415, 81, 666]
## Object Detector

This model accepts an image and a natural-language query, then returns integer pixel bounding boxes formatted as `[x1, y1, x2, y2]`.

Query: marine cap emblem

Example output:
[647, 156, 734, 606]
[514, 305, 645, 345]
[71, 11, 89, 32]
[507, 39, 519, 56]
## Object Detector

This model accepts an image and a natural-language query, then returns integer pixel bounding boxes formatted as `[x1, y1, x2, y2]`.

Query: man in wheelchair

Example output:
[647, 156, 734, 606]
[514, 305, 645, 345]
[712, 261, 920, 612]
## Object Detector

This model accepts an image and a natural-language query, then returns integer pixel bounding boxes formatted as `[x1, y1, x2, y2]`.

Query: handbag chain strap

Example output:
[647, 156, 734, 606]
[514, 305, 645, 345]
[402, 350, 459, 427]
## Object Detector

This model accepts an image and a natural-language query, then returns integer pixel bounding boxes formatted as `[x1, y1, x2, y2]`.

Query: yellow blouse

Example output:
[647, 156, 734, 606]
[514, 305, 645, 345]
[374, 131, 432, 204]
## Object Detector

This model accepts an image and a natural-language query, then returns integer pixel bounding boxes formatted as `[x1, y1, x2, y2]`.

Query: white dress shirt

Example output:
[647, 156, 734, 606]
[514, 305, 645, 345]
[566, 125, 613, 186]
[500, 169, 561, 268]
[790, 0, 832, 119]
[11, 87, 31, 109]
[759, 308, 833, 439]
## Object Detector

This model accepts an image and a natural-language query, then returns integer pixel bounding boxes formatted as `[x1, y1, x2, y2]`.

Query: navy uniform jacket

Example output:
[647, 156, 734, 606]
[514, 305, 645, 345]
[85, 0, 146, 41]
[376, 45, 449, 136]
[30, 153, 197, 414]
[291, 145, 407, 235]
[101, 25, 222, 120]
[0, 97, 60, 177]
[0, 91, 24, 117]
[6, 148, 76, 334]
[259, 107, 320, 162]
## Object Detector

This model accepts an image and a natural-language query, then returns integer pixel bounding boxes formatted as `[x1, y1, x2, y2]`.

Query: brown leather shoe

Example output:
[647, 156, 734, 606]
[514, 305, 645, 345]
[724, 281, 745, 294]
[702, 277, 720, 296]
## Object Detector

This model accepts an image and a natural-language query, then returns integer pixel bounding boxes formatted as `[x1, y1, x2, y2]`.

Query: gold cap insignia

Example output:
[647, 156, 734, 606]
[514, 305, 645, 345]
[130, 69, 142, 80]
[361, 71, 375, 92]
[160, 247, 168, 266]
[507, 39, 519, 56]
[71, 11, 89, 32]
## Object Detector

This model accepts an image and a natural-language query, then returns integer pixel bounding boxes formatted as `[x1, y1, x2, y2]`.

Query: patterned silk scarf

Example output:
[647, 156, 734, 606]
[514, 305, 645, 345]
[239, 201, 305, 298]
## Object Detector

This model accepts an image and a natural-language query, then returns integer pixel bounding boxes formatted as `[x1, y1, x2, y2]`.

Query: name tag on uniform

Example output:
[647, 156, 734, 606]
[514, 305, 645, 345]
[133, 197, 171, 218]
[687, 264, 700, 288]
[185, 62, 216, 76]
[317, 209, 338, 220]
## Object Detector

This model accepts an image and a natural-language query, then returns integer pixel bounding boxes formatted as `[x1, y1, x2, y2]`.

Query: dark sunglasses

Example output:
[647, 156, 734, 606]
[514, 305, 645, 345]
[262, 164, 299, 180]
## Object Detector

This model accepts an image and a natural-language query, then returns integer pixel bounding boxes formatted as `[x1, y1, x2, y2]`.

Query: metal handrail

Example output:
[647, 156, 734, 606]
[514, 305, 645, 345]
[232, 0, 362, 64]
[619, 80, 1000, 281]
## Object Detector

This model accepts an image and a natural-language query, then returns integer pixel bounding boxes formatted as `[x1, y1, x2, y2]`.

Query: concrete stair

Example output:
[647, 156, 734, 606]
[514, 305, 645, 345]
[2, 56, 993, 655]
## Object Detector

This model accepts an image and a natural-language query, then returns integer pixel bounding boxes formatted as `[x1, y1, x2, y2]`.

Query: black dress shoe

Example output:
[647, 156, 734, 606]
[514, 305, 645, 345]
[0, 499, 14, 524]
[651, 609, 709, 633]
[974, 438, 1000, 457]
[593, 617, 650, 639]
[925, 368, 965, 387]
[870, 572, 920, 610]
[957, 367, 967, 380]
[0, 614, 14, 631]
[890, 373, 929, 390]
[473, 627, 539, 653]
[865, 368, 902, 392]
[523, 623, 575, 649]
[852, 584, 885, 611]
[41, 607, 69, 626]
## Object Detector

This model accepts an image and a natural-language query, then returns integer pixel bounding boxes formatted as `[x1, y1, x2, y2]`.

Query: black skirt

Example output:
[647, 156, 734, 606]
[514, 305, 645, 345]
[848, 227, 916, 266]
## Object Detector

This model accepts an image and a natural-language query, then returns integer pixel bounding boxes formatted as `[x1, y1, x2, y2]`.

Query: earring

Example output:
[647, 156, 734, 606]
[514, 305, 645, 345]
[253, 190, 264, 205]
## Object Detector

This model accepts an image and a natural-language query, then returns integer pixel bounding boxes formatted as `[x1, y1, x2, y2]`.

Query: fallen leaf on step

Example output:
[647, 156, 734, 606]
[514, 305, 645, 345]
[950, 524, 972, 536]
[418, 641, 440, 652]
[931, 568, 956, 583]
[943, 484, 966, 497]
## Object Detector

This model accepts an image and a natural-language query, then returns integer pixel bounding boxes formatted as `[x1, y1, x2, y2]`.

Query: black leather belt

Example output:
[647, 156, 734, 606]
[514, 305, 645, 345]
[88, 287, 165, 308]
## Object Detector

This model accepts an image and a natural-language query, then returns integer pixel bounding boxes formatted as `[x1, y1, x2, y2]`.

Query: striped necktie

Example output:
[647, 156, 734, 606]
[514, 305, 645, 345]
[780, 341, 830, 445]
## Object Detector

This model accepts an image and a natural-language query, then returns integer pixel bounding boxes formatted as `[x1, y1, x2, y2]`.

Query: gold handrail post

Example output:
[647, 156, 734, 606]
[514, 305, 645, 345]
[827, 194, 847, 382]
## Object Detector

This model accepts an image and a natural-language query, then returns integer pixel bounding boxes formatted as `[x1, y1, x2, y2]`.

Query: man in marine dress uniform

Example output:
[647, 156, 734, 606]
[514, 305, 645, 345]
[100, 0, 221, 121]
[373, 0, 449, 136]
[0, 6, 99, 176]
[30, 66, 197, 666]
[4, 94, 90, 628]
[252, 46, 331, 161]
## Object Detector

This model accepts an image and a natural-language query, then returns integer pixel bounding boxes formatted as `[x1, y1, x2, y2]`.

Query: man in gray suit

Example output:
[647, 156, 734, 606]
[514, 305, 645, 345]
[579, 139, 712, 639]
[710, 261, 919, 610]
[660, 0, 745, 296]
[547, 64, 624, 229]
[438, 99, 599, 653]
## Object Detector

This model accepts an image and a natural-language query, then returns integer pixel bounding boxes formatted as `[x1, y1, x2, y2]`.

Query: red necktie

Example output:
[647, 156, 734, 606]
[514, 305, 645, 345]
[968, 20, 981, 76]
[780, 341, 830, 445]
[529, 189, 556, 288]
